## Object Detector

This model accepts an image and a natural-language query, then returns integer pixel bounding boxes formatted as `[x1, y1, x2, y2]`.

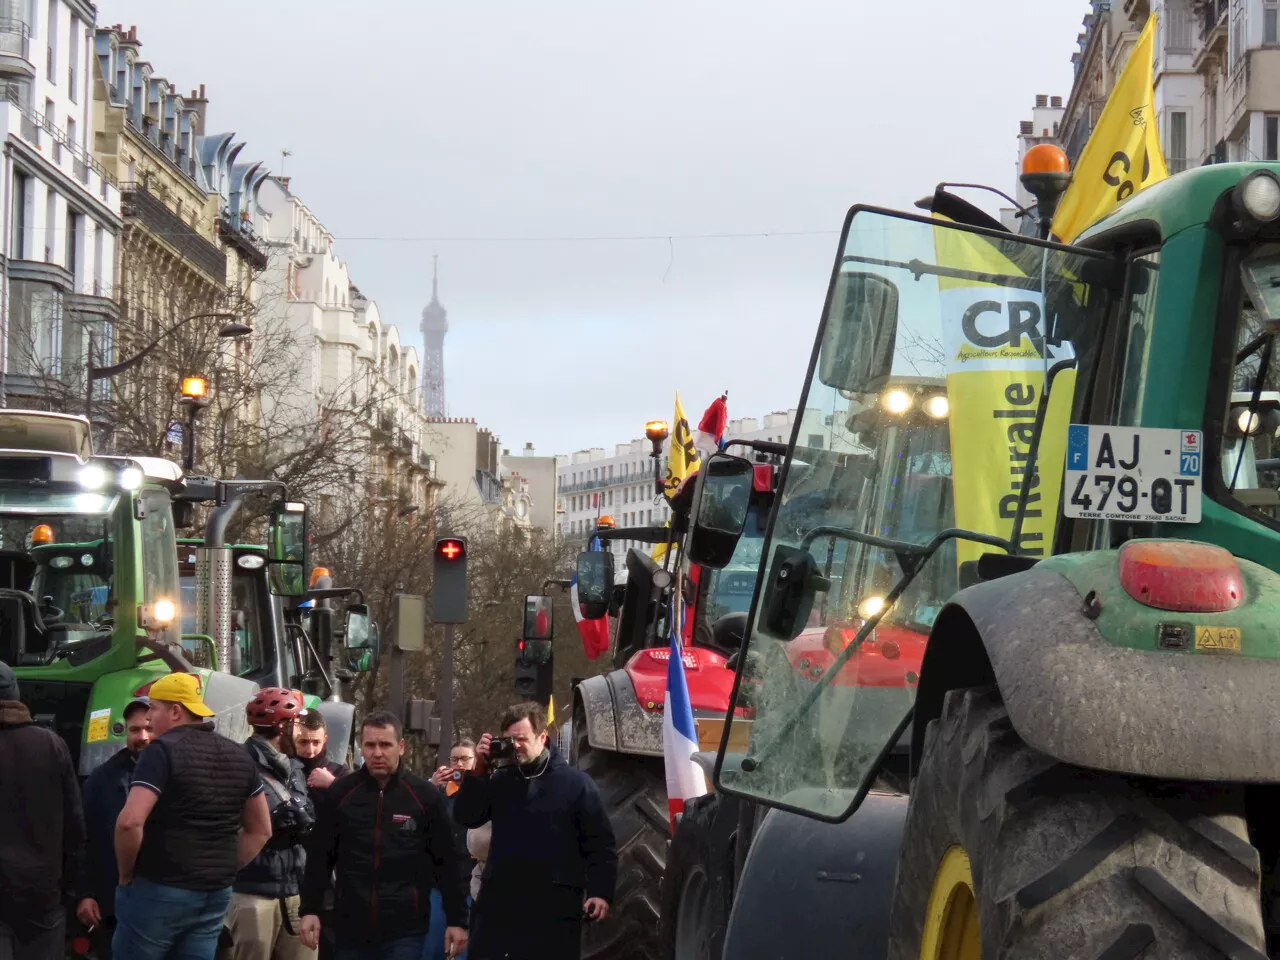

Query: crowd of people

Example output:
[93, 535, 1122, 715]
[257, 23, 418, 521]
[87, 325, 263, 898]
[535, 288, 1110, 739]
[0, 659, 618, 960]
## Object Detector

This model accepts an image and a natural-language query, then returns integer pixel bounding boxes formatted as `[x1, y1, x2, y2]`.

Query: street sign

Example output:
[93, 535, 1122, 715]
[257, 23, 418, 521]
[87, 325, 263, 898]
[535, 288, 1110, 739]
[433, 536, 468, 623]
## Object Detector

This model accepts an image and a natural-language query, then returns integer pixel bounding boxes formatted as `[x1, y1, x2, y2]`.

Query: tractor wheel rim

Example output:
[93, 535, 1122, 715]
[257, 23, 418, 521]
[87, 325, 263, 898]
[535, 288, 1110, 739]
[920, 845, 980, 960]
[675, 866, 711, 960]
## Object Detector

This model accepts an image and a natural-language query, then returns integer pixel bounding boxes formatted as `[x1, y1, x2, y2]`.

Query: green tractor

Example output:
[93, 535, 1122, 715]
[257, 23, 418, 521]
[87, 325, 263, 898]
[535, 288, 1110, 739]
[1, 410, 312, 776]
[665, 161, 1280, 958]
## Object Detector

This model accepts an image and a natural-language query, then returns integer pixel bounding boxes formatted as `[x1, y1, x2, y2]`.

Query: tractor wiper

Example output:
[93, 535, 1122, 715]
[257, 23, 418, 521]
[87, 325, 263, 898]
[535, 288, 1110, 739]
[841, 254, 1040, 290]
[735, 526, 1013, 775]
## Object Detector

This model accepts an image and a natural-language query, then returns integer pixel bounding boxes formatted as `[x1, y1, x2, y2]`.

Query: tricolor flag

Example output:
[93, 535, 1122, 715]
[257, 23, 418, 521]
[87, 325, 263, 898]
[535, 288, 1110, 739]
[662, 601, 706, 831]
[570, 536, 611, 659]
[693, 392, 729, 460]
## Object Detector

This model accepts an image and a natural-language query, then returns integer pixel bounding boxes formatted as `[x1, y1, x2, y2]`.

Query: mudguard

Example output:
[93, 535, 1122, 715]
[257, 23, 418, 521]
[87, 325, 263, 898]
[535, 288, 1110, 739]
[934, 566, 1280, 782]
[203, 671, 258, 744]
[575, 668, 664, 757]
[723, 790, 907, 959]
[312, 699, 355, 766]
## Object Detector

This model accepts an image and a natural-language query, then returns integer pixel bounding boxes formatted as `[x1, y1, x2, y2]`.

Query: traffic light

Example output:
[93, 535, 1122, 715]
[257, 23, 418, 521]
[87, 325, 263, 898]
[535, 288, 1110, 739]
[432, 536, 468, 623]
[514, 639, 553, 704]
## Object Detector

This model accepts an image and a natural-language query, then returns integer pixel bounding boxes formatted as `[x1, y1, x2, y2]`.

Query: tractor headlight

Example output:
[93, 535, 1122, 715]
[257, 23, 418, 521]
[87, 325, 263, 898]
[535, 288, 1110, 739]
[857, 595, 887, 619]
[1235, 171, 1280, 223]
[881, 390, 912, 415]
[923, 394, 950, 419]
[79, 465, 107, 490]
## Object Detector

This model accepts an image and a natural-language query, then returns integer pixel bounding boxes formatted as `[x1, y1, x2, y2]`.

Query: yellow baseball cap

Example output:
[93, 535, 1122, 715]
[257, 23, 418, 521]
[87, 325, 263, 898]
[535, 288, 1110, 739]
[148, 672, 214, 718]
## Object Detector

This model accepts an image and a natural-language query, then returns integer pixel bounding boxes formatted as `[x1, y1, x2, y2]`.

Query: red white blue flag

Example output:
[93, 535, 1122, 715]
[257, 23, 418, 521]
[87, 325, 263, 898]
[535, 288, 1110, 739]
[662, 600, 706, 830]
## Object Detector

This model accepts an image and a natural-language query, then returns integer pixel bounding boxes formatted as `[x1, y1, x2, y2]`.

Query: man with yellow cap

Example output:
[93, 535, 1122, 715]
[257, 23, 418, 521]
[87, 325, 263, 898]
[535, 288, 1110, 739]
[112, 672, 273, 960]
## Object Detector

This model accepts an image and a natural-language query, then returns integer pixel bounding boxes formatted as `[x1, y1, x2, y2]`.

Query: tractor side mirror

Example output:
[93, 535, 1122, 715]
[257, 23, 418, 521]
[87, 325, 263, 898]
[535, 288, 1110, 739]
[818, 271, 899, 392]
[267, 501, 308, 597]
[687, 452, 755, 570]
[575, 551, 614, 620]
[344, 603, 378, 672]
[523, 595, 554, 641]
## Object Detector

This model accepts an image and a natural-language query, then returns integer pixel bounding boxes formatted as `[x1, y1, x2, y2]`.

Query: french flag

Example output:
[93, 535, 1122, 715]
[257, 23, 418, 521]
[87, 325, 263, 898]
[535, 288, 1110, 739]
[694, 392, 729, 460]
[663, 603, 707, 831]
[571, 537, 611, 659]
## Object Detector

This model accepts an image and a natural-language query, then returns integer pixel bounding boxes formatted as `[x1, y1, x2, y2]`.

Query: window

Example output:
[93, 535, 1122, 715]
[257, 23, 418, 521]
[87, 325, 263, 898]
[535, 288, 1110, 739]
[92, 223, 102, 295]
[1169, 110, 1188, 172]
[11, 171, 28, 258]
[43, 187, 54, 261]
[1267, 115, 1280, 162]
[44, 0, 54, 81]
[65, 209, 78, 277]
[1230, 0, 1245, 70]
[1267, 0, 1279, 44]
[8, 279, 62, 376]
[66, 16, 77, 102]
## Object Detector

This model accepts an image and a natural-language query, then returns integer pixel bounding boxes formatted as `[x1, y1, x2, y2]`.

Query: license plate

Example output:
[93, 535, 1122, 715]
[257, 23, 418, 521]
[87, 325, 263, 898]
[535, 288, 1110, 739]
[1063, 425, 1202, 523]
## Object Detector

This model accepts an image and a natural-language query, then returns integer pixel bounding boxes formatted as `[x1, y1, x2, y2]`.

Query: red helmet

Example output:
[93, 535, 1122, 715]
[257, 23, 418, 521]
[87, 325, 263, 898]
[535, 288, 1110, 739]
[246, 687, 305, 727]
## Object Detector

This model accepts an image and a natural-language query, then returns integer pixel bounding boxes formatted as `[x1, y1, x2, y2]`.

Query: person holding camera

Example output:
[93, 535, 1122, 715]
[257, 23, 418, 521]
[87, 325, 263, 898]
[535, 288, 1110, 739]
[222, 688, 316, 960]
[453, 702, 617, 960]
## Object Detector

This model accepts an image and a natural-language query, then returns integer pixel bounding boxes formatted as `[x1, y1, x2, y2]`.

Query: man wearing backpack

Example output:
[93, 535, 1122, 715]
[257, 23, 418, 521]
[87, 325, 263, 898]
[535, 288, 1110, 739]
[222, 688, 316, 959]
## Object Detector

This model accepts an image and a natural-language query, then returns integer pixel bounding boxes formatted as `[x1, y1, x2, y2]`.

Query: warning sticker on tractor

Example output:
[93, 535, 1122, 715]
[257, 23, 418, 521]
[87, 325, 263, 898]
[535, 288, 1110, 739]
[1195, 626, 1241, 653]
[1063, 425, 1202, 523]
[86, 708, 112, 742]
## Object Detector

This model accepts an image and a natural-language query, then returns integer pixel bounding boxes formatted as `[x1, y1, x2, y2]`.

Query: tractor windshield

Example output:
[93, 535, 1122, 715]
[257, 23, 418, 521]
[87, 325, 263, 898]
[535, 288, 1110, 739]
[717, 207, 1115, 819]
[1219, 246, 1280, 520]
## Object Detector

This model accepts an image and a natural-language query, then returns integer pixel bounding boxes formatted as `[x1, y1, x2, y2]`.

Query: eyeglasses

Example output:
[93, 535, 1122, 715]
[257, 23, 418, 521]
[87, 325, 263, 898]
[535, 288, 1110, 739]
[449, 755, 474, 765]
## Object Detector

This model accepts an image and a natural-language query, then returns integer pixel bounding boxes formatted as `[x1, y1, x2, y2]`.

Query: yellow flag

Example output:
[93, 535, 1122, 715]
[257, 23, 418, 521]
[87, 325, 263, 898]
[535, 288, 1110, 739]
[547, 695, 555, 726]
[1051, 13, 1168, 243]
[662, 392, 701, 500]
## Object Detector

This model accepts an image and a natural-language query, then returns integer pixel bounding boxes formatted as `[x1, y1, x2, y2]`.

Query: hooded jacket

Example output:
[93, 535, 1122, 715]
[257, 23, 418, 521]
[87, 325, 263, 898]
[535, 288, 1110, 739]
[0, 700, 84, 917]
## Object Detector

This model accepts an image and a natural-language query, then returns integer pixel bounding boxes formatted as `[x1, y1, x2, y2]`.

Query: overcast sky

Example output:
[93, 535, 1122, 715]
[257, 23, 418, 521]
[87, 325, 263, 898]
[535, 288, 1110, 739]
[100, 0, 1088, 457]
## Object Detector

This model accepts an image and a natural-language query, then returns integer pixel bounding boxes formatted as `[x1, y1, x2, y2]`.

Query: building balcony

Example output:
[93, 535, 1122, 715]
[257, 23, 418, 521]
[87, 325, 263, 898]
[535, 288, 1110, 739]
[214, 212, 268, 270]
[121, 183, 226, 282]
[0, 19, 33, 80]
[1194, 0, 1228, 72]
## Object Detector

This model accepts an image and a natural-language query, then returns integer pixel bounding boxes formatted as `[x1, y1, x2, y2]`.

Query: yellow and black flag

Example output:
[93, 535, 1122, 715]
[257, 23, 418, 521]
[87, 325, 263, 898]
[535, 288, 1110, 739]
[1051, 13, 1168, 243]
[662, 392, 701, 501]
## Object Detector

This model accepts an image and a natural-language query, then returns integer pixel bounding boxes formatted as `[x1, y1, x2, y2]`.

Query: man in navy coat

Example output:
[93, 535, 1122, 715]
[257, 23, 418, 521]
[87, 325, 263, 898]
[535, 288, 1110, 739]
[454, 701, 617, 960]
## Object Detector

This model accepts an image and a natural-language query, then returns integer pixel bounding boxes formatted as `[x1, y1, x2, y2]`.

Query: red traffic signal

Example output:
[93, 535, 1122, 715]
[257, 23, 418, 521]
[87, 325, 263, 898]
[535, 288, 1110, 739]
[435, 537, 466, 562]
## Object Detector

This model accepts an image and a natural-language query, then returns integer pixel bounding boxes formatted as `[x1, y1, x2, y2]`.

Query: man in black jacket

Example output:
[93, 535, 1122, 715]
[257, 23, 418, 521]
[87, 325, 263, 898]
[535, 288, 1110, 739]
[454, 701, 617, 960]
[298, 710, 467, 960]
[0, 661, 85, 960]
[75, 697, 154, 960]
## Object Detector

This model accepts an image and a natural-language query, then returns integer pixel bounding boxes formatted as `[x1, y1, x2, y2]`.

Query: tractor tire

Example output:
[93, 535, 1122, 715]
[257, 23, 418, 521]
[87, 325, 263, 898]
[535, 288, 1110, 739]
[888, 686, 1266, 960]
[659, 792, 734, 960]
[578, 739, 668, 960]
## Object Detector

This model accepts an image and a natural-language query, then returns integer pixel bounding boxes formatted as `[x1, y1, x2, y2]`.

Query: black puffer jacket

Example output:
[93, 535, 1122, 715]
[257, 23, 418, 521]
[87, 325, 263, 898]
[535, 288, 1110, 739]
[233, 735, 314, 898]
[0, 700, 84, 917]
[300, 766, 466, 945]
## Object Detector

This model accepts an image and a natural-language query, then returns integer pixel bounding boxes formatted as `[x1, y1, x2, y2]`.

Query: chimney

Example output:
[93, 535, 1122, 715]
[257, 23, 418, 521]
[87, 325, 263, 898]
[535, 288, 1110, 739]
[1020, 120, 1034, 135]
[1051, 95, 1063, 108]
[1035, 94, 1048, 108]
[186, 84, 208, 138]
[524, 442, 535, 456]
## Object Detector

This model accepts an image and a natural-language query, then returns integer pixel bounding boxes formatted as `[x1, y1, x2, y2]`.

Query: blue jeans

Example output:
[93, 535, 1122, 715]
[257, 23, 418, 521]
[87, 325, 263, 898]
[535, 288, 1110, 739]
[112, 877, 233, 960]
[334, 935, 425, 960]
[420, 889, 469, 960]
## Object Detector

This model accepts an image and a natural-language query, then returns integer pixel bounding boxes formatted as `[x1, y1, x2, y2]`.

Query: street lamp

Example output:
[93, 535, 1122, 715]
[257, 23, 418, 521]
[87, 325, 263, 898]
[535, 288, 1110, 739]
[85, 312, 252, 420]
[178, 375, 209, 472]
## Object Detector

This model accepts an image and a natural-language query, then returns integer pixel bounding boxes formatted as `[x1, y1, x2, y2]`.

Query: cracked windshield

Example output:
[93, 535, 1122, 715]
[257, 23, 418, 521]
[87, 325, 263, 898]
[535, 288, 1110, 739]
[718, 210, 1113, 818]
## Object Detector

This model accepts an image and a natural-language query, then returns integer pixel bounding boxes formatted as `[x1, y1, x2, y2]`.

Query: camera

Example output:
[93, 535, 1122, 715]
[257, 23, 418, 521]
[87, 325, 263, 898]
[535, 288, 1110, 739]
[488, 736, 517, 769]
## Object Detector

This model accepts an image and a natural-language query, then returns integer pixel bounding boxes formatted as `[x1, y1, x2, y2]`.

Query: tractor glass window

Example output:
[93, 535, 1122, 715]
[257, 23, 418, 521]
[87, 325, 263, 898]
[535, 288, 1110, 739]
[178, 572, 265, 677]
[717, 208, 1114, 819]
[139, 488, 178, 625]
[1220, 245, 1280, 522]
